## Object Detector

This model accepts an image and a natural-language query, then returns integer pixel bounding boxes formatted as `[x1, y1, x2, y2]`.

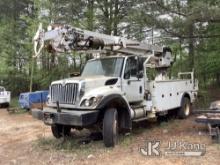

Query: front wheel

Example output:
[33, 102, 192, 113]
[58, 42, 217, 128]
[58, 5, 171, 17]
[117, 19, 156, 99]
[178, 97, 191, 119]
[103, 108, 118, 147]
[51, 124, 71, 138]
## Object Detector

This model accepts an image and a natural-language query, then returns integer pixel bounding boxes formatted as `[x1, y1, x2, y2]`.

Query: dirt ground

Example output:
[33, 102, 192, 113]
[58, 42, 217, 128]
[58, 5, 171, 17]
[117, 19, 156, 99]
[0, 109, 219, 165]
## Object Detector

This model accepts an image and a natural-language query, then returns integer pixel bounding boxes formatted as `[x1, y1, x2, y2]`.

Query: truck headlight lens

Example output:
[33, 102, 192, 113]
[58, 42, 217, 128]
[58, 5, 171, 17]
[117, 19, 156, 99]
[85, 99, 90, 107]
[80, 95, 103, 107]
[92, 97, 97, 103]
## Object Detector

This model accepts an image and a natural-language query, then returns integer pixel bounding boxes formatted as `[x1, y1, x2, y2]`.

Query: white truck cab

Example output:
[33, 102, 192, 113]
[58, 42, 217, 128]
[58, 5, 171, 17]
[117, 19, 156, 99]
[0, 86, 11, 108]
[32, 53, 198, 147]
[31, 23, 198, 147]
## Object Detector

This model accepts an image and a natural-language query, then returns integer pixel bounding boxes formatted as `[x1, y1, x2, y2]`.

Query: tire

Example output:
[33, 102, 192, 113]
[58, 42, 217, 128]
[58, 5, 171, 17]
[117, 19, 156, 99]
[1, 103, 9, 108]
[157, 115, 168, 123]
[51, 124, 71, 138]
[178, 97, 191, 119]
[103, 108, 118, 147]
[5, 103, 9, 108]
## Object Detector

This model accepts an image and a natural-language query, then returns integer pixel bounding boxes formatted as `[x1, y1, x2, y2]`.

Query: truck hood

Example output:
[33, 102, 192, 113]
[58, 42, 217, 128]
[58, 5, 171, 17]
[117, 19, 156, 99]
[51, 76, 119, 91]
[81, 76, 119, 90]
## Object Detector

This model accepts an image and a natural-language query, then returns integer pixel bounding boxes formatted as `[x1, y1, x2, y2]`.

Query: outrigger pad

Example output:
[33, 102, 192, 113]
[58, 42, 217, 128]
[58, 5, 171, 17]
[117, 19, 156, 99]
[195, 113, 220, 143]
[195, 113, 220, 125]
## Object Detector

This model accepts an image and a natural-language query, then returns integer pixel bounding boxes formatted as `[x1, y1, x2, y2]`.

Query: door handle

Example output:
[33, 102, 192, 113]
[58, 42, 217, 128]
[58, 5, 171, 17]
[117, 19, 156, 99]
[127, 80, 131, 85]
[139, 86, 142, 94]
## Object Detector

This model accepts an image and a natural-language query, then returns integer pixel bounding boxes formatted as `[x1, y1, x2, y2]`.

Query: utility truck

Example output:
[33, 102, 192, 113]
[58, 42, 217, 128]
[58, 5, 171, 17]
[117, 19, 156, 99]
[32, 24, 198, 147]
[0, 86, 10, 108]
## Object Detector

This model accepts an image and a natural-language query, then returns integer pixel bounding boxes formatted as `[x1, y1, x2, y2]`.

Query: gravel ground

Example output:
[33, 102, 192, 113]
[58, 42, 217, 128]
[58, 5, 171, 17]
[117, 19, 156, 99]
[0, 109, 219, 165]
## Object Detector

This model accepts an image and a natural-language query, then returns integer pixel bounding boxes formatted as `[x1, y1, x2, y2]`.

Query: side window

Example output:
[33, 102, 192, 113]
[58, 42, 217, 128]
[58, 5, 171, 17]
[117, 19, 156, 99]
[138, 57, 146, 72]
[124, 57, 138, 79]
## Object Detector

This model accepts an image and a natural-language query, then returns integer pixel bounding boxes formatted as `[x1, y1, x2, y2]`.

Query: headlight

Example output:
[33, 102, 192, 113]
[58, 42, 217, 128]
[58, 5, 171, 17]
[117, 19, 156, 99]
[80, 95, 103, 107]
[85, 99, 90, 107]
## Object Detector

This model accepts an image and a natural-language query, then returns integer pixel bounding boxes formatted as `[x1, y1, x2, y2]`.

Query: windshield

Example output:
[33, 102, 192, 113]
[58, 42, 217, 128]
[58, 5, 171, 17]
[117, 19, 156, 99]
[0, 87, 4, 92]
[81, 57, 124, 77]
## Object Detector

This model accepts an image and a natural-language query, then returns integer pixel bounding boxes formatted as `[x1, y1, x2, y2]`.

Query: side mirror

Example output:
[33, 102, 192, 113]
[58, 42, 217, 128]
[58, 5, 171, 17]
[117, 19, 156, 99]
[124, 72, 130, 79]
[137, 72, 143, 79]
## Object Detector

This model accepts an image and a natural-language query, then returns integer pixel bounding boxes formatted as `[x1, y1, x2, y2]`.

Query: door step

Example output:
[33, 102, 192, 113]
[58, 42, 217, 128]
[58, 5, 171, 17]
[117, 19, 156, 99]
[133, 117, 148, 122]
[131, 105, 145, 109]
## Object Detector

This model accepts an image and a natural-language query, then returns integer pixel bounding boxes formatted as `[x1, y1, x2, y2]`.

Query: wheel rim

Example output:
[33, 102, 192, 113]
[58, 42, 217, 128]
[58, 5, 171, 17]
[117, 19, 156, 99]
[184, 103, 190, 116]
[113, 112, 118, 144]
[113, 118, 117, 134]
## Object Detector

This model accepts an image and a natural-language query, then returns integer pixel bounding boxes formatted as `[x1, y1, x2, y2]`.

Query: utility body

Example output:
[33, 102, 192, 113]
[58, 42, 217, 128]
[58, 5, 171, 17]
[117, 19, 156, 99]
[32, 24, 198, 147]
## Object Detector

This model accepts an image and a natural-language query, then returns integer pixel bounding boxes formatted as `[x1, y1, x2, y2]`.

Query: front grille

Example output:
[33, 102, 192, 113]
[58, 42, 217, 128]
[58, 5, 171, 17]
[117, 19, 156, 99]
[51, 83, 78, 104]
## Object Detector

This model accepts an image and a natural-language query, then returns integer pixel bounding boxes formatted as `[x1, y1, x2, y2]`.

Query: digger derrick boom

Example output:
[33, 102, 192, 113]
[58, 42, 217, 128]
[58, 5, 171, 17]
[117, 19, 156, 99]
[33, 23, 173, 68]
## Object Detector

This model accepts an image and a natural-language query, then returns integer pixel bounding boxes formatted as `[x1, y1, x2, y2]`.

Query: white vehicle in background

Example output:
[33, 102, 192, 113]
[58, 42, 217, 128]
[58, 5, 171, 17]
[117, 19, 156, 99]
[0, 86, 10, 108]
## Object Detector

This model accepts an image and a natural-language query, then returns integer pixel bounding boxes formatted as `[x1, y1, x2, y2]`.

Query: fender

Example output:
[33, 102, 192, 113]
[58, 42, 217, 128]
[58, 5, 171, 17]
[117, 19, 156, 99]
[97, 94, 132, 131]
[180, 92, 191, 104]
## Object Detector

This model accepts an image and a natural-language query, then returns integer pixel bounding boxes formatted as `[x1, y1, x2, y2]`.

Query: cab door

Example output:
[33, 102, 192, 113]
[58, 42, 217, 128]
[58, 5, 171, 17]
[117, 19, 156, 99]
[121, 56, 144, 102]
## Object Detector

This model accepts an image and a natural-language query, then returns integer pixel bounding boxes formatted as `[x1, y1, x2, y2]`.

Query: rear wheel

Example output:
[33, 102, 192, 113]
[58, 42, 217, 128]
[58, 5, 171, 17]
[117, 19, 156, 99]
[103, 108, 118, 147]
[178, 97, 191, 119]
[51, 124, 71, 138]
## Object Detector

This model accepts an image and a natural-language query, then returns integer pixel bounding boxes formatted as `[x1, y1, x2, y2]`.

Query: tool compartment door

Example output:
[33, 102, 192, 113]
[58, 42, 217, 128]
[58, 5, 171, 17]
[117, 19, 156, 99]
[147, 79, 197, 111]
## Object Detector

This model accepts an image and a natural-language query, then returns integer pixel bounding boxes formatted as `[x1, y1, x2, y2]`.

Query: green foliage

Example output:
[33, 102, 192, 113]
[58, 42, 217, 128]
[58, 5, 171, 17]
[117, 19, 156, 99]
[10, 97, 20, 108]
[0, 0, 220, 96]
[35, 136, 107, 156]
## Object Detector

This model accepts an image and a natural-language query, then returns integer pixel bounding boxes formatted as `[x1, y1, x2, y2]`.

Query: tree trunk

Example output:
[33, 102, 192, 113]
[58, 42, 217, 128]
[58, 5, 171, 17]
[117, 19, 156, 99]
[216, 73, 220, 85]
[87, 0, 94, 30]
[188, 23, 194, 70]
[113, 0, 119, 35]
